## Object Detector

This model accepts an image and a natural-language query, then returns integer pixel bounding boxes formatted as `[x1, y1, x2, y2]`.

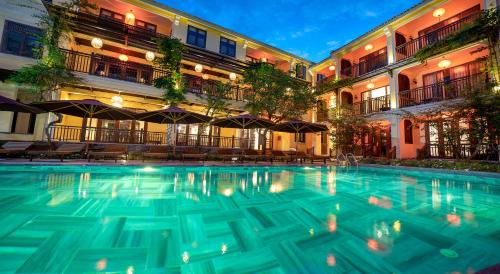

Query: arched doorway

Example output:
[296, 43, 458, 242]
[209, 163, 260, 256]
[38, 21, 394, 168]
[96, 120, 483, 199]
[341, 92, 353, 106]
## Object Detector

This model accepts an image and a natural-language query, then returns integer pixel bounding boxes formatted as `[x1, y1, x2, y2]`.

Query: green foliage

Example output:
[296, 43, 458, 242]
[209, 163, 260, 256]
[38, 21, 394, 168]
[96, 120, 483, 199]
[201, 82, 232, 117]
[316, 77, 355, 94]
[243, 62, 316, 122]
[359, 158, 500, 173]
[154, 37, 186, 106]
[328, 105, 374, 154]
[8, 0, 95, 101]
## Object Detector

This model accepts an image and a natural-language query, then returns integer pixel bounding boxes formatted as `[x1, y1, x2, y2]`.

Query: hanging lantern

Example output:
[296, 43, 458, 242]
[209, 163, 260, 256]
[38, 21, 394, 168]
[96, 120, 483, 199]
[328, 65, 335, 71]
[366, 82, 375, 89]
[195, 64, 203, 72]
[111, 95, 123, 108]
[229, 73, 237, 81]
[145, 51, 155, 61]
[118, 54, 128, 62]
[91, 37, 103, 49]
[125, 11, 135, 24]
[202, 74, 209, 80]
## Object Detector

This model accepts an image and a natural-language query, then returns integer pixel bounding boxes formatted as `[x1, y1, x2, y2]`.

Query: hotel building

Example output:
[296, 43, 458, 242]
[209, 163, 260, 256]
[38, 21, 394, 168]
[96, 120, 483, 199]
[0, 0, 498, 159]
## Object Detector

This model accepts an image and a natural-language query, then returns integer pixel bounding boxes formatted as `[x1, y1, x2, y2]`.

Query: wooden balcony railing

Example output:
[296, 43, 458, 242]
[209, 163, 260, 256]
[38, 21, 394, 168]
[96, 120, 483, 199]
[399, 74, 487, 108]
[61, 49, 250, 101]
[48, 125, 264, 148]
[352, 95, 391, 115]
[341, 51, 388, 78]
[395, 12, 480, 62]
[425, 143, 497, 160]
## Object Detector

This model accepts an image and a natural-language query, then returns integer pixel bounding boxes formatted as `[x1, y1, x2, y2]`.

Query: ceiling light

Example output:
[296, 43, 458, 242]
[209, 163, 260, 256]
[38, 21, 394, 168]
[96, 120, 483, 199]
[118, 54, 128, 62]
[195, 64, 203, 72]
[366, 82, 375, 89]
[91, 37, 103, 49]
[111, 95, 123, 108]
[261, 57, 267, 63]
[438, 59, 451, 68]
[125, 11, 135, 24]
[433, 8, 445, 18]
[328, 65, 335, 71]
[364, 44, 373, 51]
[202, 74, 209, 80]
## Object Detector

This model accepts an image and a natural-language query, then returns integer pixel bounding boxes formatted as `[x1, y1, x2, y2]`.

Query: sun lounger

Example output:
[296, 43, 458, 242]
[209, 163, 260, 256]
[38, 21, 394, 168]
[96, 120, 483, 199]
[310, 154, 330, 164]
[28, 143, 85, 162]
[0, 142, 34, 155]
[217, 148, 242, 162]
[242, 149, 273, 163]
[180, 148, 207, 163]
[272, 150, 293, 163]
[142, 145, 172, 161]
[88, 144, 128, 163]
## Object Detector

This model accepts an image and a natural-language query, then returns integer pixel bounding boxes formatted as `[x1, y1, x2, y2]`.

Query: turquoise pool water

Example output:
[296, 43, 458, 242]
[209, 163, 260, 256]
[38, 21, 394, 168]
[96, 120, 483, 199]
[0, 165, 498, 273]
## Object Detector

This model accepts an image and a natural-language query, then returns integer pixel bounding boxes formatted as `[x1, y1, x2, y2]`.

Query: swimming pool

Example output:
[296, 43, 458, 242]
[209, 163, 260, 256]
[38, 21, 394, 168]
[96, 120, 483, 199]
[0, 165, 498, 273]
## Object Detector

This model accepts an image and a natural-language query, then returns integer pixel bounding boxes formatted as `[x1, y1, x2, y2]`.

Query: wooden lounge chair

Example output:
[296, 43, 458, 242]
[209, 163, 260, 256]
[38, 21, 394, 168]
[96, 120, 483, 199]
[217, 148, 242, 162]
[142, 145, 171, 162]
[180, 147, 207, 163]
[0, 142, 34, 156]
[28, 143, 85, 162]
[296, 151, 313, 163]
[242, 149, 273, 163]
[88, 144, 128, 163]
[271, 150, 292, 163]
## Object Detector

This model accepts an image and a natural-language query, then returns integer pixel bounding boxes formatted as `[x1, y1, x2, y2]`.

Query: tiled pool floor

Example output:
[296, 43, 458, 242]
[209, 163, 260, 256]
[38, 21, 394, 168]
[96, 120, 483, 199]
[0, 165, 498, 273]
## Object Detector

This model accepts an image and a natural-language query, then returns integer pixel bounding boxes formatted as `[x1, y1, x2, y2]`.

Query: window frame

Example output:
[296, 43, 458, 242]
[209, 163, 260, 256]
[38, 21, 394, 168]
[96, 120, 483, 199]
[187, 25, 207, 48]
[295, 132, 306, 143]
[219, 36, 236, 57]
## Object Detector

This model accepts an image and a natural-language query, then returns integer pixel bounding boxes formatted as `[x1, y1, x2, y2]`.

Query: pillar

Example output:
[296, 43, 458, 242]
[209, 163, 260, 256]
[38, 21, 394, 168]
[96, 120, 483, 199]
[332, 54, 341, 80]
[384, 26, 396, 65]
[389, 69, 400, 109]
[390, 115, 401, 159]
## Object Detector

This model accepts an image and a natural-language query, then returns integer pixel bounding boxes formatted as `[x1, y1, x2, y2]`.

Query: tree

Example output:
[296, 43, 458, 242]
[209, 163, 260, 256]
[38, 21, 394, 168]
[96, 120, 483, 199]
[243, 62, 316, 150]
[154, 37, 186, 106]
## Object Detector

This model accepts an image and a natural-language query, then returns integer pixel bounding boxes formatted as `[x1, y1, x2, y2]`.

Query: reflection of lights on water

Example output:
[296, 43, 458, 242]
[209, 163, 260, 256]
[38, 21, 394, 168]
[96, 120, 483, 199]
[188, 173, 195, 184]
[265, 172, 269, 183]
[141, 166, 156, 172]
[376, 230, 383, 239]
[127, 266, 134, 274]
[309, 228, 315, 236]
[252, 171, 258, 186]
[368, 196, 392, 209]
[111, 184, 117, 198]
[447, 213, 461, 226]
[182, 251, 189, 263]
[393, 220, 401, 232]
[223, 188, 233, 196]
[221, 243, 228, 254]
[326, 253, 336, 266]
[335, 203, 340, 211]
[446, 193, 453, 204]
[440, 248, 459, 258]
[367, 239, 379, 251]
[95, 258, 107, 270]
[327, 214, 337, 232]
[463, 211, 474, 222]
[135, 187, 139, 194]
[270, 183, 284, 193]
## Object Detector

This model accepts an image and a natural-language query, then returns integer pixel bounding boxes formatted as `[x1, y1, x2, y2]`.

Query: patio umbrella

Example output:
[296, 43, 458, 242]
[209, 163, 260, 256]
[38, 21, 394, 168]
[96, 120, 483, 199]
[134, 106, 211, 153]
[32, 99, 136, 150]
[0, 94, 44, 114]
[270, 120, 328, 151]
[211, 114, 275, 150]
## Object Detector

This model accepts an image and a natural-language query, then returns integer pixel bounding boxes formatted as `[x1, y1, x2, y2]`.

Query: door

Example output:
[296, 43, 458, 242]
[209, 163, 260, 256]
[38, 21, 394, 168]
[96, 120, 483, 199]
[398, 74, 411, 106]
[321, 131, 328, 155]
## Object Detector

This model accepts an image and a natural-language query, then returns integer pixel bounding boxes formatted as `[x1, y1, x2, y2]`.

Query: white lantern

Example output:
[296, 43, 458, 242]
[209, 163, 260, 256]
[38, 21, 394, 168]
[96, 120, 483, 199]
[125, 12, 135, 25]
[202, 74, 209, 80]
[261, 57, 267, 63]
[195, 64, 203, 72]
[111, 95, 123, 108]
[118, 54, 128, 62]
[328, 65, 335, 71]
[91, 37, 103, 49]
[229, 73, 237, 81]
[145, 51, 155, 61]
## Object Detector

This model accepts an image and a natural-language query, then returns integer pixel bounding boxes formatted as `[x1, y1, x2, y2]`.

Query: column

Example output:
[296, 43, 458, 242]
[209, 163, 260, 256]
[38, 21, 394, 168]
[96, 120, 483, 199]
[389, 69, 400, 109]
[390, 115, 401, 159]
[384, 26, 396, 65]
[332, 54, 341, 80]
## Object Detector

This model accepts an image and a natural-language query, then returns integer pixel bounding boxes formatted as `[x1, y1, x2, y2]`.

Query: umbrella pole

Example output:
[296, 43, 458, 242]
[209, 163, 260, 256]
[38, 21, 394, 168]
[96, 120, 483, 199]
[173, 121, 177, 156]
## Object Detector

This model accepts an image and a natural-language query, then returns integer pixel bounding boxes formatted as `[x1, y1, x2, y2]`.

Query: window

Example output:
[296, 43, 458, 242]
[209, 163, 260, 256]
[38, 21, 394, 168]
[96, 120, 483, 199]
[404, 120, 413, 144]
[1, 21, 41, 58]
[219, 37, 236, 57]
[10, 111, 36, 134]
[295, 132, 306, 143]
[187, 26, 206, 48]
[135, 19, 157, 33]
[317, 73, 325, 82]
[295, 64, 307, 79]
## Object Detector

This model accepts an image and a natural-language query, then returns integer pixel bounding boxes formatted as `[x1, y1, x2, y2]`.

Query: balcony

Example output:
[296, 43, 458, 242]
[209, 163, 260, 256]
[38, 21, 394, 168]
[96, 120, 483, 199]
[61, 49, 249, 101]
[48, 125, 258, 149]
[395, 12, 480, 62]
[352, 95, 391, 115]
[399, 73, 487, 108]
[341, 51, 388, 78]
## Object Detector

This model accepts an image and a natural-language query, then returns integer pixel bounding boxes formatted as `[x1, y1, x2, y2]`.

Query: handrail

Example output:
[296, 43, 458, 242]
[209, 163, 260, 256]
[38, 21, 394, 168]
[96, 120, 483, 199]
[346, 153, 359, 167]
[395, 12, 480, 62]
[341, 50, 388, 78]
[352, 95, 391, 115]
[399, 73, 487, 108]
